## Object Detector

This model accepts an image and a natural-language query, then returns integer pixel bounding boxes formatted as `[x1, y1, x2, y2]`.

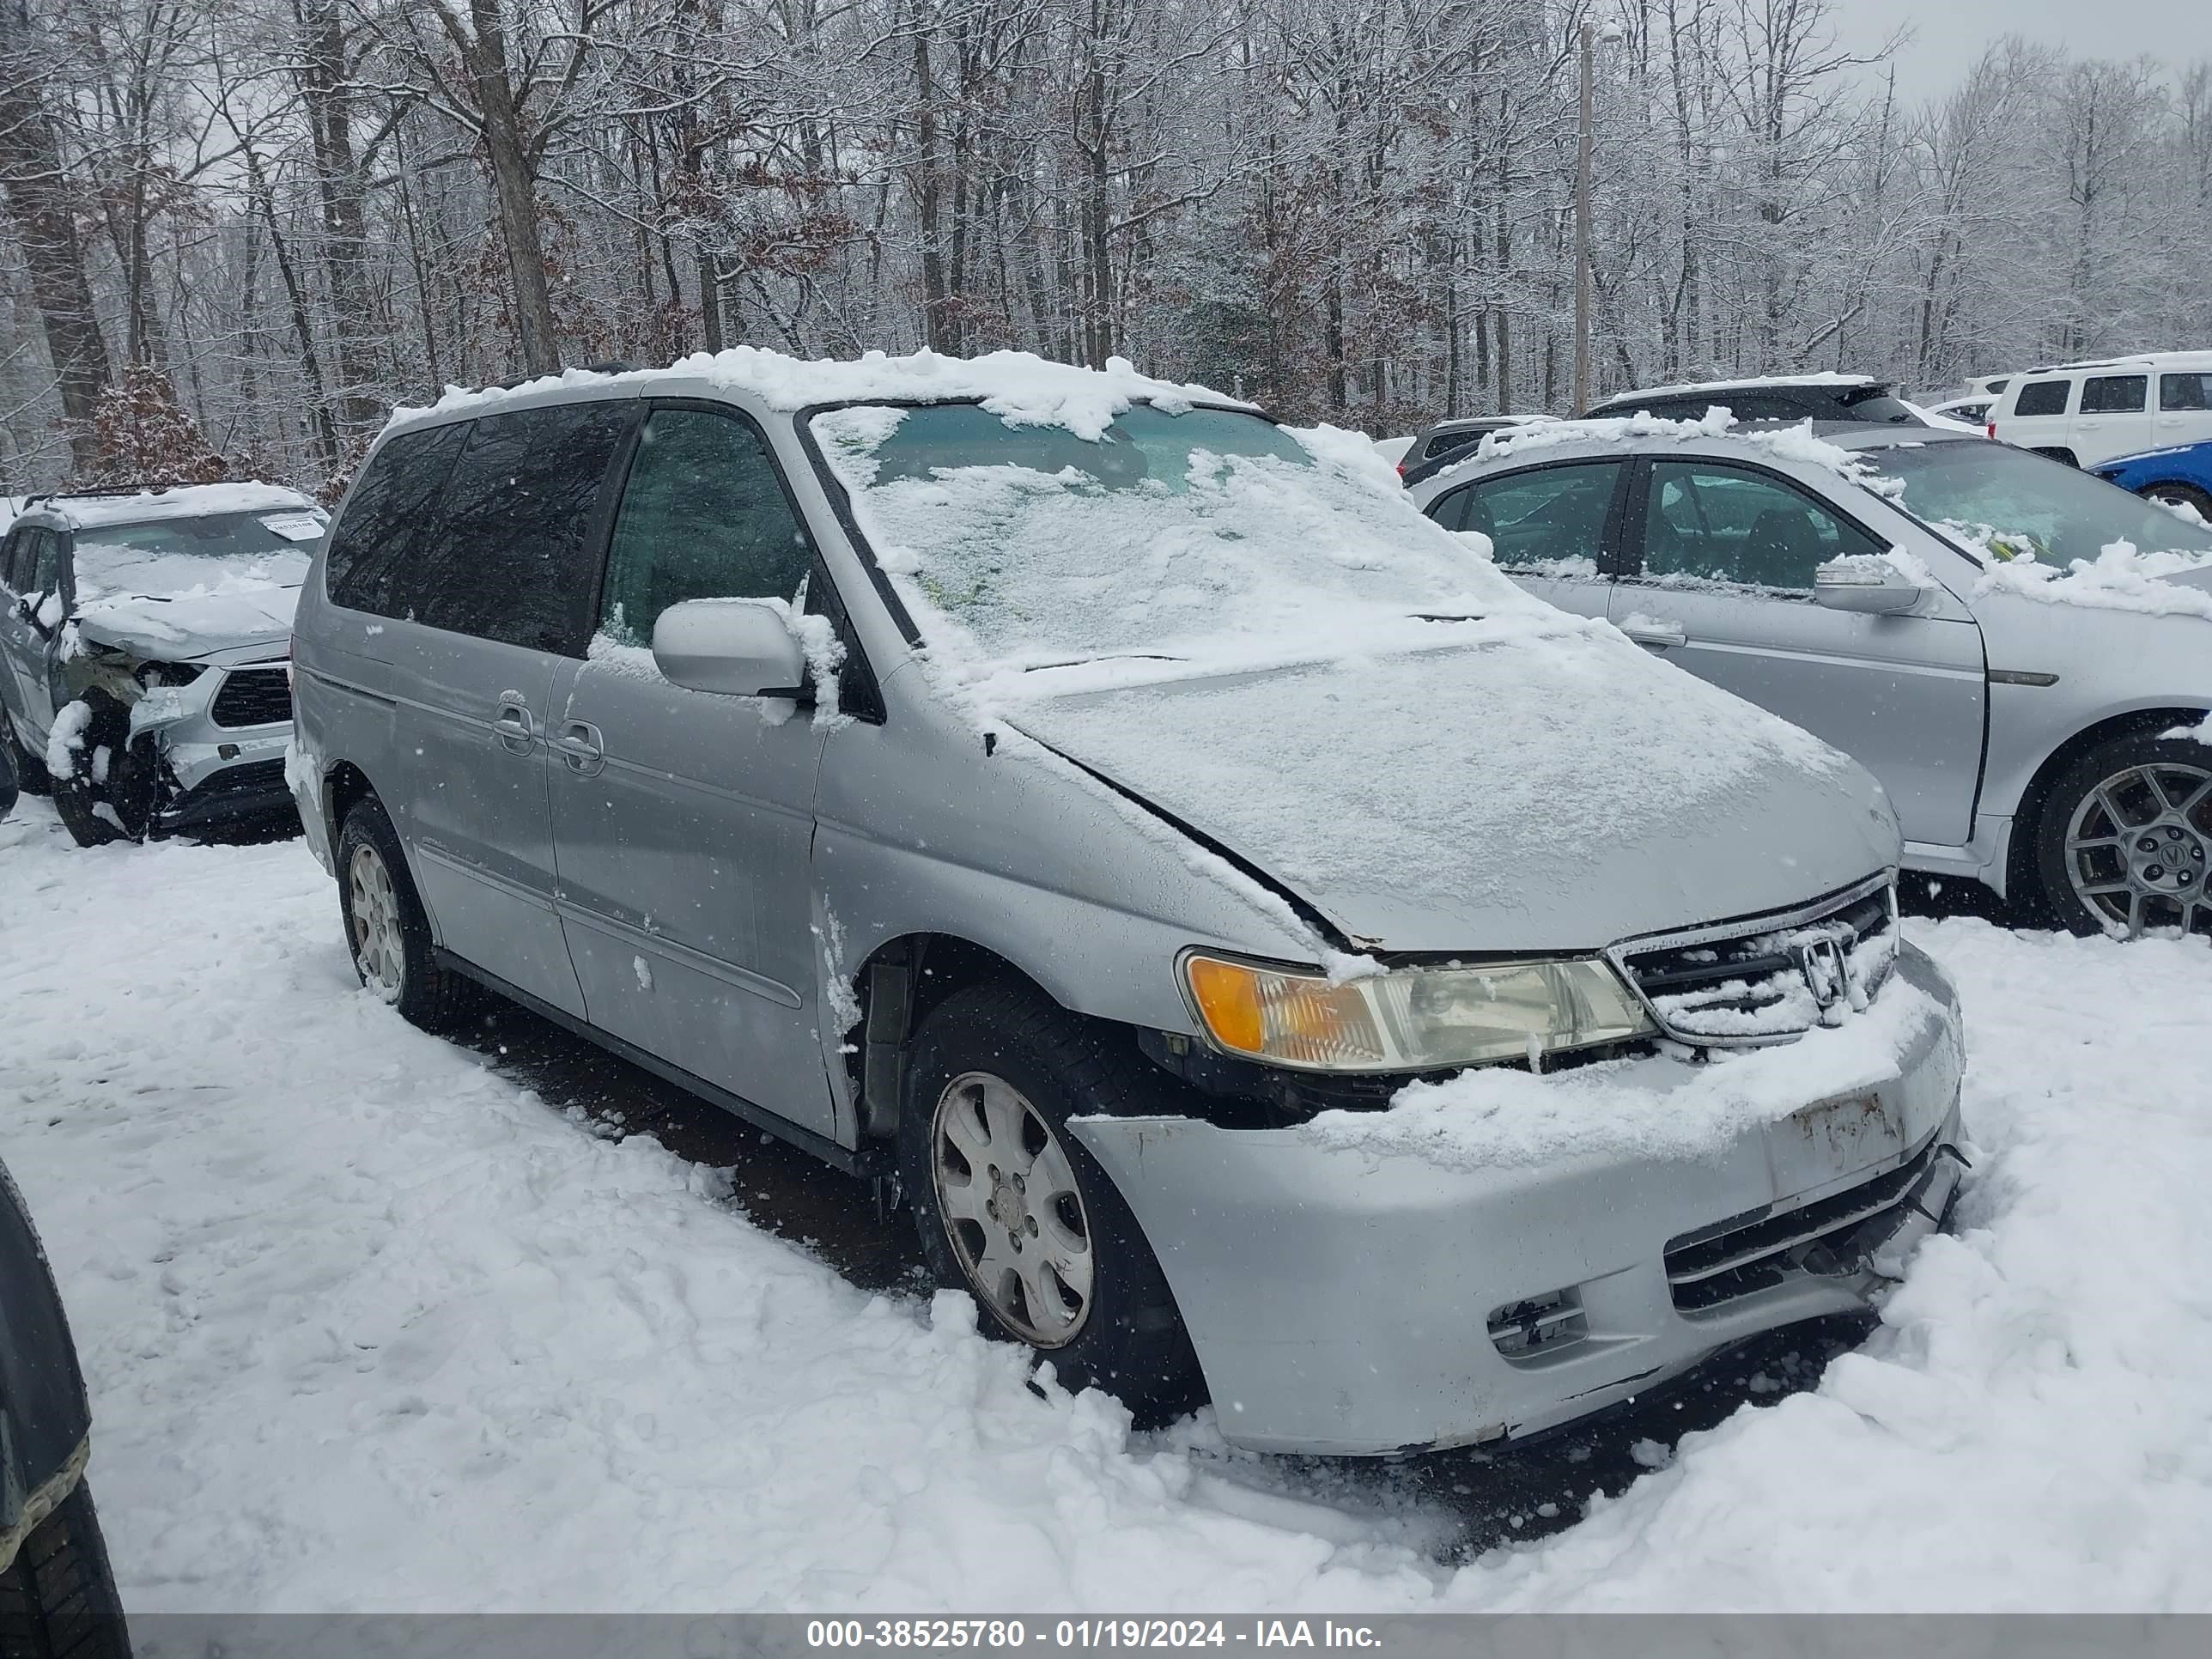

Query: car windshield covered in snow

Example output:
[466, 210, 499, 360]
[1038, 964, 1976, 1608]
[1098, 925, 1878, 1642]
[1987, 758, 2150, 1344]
[75, 510, 319, 600]
[813, 400, 1521, 668]
[1872, 441, 2212, 566]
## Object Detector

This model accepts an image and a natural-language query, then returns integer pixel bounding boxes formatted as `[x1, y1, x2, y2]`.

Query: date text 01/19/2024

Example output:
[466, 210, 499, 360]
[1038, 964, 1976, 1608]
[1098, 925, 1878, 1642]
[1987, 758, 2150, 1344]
[805, 1621, 1384, 1650]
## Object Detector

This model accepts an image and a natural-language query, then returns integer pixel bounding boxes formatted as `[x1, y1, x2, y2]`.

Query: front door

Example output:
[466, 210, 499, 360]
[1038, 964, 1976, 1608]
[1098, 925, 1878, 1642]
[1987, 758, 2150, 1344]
[1612, 458, 1987, 848]
[548, 402, 836, 1139]
[0, 529, 65, 742]
[380, 399, 637, 1017]
[1423, 459, 1628, 622]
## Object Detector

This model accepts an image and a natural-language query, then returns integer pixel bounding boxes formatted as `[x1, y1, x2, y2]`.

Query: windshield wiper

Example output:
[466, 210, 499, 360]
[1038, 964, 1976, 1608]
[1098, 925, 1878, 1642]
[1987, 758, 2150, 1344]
[1018, 652, 1186, 672]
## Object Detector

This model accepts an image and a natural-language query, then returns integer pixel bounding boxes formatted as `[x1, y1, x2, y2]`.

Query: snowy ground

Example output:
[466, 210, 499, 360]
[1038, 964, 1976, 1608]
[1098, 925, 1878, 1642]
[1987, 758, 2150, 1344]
[2, 798, 2209, 1612]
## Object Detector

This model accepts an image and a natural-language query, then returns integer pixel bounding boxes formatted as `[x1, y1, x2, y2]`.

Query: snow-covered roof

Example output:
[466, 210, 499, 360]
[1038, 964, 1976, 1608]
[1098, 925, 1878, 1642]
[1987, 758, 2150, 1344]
[40, 482, 318, 531]
[2017, 349, 2212, 375]
[1596, 370, 1883, 403]
[1426, 407, 1916, 498]
[390, 347, 1249, 441]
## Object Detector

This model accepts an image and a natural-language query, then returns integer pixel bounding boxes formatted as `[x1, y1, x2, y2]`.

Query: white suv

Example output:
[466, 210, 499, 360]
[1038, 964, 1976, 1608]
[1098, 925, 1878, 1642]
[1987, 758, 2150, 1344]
[1987, 351, 2212, 468]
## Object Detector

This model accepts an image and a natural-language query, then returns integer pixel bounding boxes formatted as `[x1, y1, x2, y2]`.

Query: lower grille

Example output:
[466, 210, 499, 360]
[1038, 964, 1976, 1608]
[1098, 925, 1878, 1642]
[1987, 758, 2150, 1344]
[186, 757, 287, 802]
[1663, 1135, 1957, 1312]
[210, 666, 292, 728]
[1487, 1288, 1588, 1361]
[1614, 879, 1899, 1045]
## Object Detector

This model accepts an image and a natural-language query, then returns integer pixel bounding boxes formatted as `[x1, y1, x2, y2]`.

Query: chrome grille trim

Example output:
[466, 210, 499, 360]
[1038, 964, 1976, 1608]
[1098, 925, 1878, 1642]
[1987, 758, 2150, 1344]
[1605, 872, 1899, 1048]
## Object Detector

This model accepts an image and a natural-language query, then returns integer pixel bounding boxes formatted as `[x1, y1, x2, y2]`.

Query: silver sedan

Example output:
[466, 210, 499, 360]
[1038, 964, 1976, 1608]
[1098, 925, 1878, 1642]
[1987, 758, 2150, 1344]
[1411, 425, 2212, 938]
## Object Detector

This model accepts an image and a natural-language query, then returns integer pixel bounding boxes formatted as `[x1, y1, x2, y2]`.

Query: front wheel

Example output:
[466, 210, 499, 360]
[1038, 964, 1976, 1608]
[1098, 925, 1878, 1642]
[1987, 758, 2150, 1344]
[0, 1481, 131, 1659]
[898, 982, 1204, 1424]
[2034, 732, 2212, 939]
[49, 694, 159, 848]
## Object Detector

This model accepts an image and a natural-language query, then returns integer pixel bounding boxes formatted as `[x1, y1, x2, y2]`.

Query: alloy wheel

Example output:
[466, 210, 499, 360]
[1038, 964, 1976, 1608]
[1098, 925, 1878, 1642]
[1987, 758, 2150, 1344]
[929, 1071, 1095, 1346]
[2063, 761, 2212, 938]
[347, 843, 407, 1001]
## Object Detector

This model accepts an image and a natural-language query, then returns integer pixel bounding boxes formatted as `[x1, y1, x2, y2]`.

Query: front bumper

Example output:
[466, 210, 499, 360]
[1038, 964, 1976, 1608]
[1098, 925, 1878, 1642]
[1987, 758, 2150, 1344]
[1070, 943, 1966, 1455]
[128, 661, 297, 835]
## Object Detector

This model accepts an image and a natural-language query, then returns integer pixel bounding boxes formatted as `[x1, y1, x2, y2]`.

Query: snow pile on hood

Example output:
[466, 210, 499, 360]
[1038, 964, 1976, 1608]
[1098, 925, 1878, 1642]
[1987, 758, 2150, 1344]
[73, 541, 312, 658]
[1971, 538, 2212, 623]
[392, 347, 1243, 440]
[1299, 957, 1954, 1171]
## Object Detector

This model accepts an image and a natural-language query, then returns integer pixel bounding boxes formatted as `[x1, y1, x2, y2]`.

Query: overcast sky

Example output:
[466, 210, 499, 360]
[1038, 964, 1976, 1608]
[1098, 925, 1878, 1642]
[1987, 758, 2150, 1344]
[1832, 0, 2200, 106]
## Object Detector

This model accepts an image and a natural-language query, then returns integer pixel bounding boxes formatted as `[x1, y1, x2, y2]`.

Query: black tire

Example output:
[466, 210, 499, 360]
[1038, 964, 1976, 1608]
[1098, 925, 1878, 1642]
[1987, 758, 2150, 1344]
[2142, 482, 2212, 521]
[48, 694, 143, 849]
[334, 794, 484, 1032]
[898, 981, 1204, 1425]
[2033, 730, 2212, 939]
[0, 700, 51, 797]
[0, 1482, 131, 1659]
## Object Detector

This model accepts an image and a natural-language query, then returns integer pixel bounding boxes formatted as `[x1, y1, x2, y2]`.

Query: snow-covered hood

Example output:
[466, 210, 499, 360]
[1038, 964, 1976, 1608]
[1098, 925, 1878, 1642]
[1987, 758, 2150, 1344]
[74, 547, 308, 662]
[999, 623, 1899, 954]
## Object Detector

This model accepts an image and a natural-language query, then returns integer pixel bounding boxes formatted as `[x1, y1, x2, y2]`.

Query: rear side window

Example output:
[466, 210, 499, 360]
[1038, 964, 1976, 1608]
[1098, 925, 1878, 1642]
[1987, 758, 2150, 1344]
[2081, 375, 2147, 414]
[1447, 461, 1622, 568]
[598, 406, 814, 647]
[325, 422, 468, 616]
[2160, 373, 2212, 412]
[2013, 380, 2072, 417]
[407, 402, 636, 653]
[1421, 430, 1485, 463]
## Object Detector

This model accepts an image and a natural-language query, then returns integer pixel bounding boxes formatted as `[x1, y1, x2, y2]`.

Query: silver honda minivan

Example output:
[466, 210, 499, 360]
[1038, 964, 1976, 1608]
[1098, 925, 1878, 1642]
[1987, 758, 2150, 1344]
[289, 349, 1966, 1456]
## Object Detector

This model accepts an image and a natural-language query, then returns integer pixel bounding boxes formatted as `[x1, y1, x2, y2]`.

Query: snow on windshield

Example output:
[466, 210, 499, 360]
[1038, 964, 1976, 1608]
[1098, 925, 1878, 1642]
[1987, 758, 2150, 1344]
[1871, 441, 2212, 620]
[813, 402, 1546, 678]
[74, 512, 316, 605]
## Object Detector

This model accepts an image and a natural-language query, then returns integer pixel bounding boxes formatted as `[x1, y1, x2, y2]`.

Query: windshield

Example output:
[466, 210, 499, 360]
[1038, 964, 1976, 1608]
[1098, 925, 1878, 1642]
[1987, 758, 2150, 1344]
[813, 401, 1522, 671]
[1870, 441, 2212, 565]
[74, 508, 322, 599]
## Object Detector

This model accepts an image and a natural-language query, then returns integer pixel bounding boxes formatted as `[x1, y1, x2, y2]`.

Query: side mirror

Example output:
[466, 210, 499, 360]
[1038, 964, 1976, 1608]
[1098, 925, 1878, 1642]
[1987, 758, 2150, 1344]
[652, 599, 810, 700]
[1814, 556, 1923, 615]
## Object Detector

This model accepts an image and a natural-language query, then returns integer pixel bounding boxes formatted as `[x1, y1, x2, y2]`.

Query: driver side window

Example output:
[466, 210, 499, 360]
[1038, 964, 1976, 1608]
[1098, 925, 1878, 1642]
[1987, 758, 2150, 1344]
[1640, 462, 1881, 591]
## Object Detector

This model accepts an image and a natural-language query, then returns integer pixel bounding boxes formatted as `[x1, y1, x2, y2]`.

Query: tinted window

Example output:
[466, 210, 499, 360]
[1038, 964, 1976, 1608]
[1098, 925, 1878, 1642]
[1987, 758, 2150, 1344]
[325, 422, 468, 616]
[1642, 462, 1882, 589]
[2160, 373, 2211, 412]
[1421, 430, 1486, 462]
[2014, 380, 2072, 417]
[599, 407, 813, 646]
[19, 530, 64, 598]
[2081, 375, 2147, 414]
[0, 530, 27, 592]
[1454, 462, 1622, 568]
[1832, 386, 1918, 424]
[407, 403, 635, 653]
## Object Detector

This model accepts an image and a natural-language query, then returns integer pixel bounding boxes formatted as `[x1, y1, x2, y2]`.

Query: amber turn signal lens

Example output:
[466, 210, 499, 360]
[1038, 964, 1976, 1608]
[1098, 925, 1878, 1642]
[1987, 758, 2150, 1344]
[1186, 956, 1265, 1054]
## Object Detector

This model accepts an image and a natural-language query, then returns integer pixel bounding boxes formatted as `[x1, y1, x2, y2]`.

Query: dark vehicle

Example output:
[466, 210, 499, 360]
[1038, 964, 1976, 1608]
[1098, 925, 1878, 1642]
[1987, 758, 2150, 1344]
[1395, 416, 1557, 487]
[0, 1157, 128, 1656]
[1585, 374, 1924, 427]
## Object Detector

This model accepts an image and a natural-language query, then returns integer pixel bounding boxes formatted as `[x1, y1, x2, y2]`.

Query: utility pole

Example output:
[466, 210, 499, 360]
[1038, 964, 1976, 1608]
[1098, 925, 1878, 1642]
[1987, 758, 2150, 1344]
[1573, 20, 1595, 418]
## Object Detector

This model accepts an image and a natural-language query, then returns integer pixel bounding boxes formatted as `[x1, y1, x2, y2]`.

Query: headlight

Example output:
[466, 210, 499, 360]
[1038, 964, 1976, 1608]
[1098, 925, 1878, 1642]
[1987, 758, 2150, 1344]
[1182, 951, 1655, 1073]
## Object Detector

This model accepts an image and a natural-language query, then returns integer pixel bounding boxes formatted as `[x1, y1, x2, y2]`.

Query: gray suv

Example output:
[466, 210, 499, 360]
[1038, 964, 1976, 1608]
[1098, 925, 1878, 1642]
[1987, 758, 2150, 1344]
[289, 353, 1966, 1456]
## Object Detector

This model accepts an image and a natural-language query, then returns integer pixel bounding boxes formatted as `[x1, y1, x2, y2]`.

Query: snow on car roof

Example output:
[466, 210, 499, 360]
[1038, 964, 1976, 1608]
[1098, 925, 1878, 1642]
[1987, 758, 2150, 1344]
[1596, 370, 1882, 402]
[389, 347, 1249, 442]
[46, 482, 318, 531]
[1425, 407, 1921, 496]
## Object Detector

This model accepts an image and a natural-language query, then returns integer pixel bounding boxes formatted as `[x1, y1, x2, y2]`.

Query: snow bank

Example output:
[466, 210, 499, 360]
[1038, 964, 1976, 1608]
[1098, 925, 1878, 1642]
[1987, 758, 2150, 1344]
[3, 809, 2212, 1609]
[392, 348, 1245, 440]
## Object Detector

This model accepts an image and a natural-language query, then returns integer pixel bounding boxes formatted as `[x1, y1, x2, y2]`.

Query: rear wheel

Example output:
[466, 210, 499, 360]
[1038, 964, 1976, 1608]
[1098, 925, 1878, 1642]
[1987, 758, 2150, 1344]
[0, 1481, 131, 1659]
[335, 796, 483, 1031]
[2034, 732, 2212, 939]
[2142, 482, 2212, 521]
[898, 981, 1204, 1424]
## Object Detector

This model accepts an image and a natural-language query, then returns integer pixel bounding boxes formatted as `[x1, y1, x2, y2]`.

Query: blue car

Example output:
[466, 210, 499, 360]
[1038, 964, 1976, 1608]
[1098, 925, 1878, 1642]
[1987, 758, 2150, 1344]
[2094, 440, 2212, 520]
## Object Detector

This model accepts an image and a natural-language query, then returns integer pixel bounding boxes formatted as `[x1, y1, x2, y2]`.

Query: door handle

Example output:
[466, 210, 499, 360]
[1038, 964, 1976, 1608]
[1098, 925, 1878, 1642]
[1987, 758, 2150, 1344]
[491, 696, 534, 752]
[1622, 620, 1688, 650]
[550, 720, 605, 775]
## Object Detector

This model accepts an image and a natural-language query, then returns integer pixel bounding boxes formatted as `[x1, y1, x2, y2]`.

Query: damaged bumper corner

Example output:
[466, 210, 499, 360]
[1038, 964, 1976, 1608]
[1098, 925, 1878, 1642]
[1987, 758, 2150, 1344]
[1069, 945, 1968, 1457]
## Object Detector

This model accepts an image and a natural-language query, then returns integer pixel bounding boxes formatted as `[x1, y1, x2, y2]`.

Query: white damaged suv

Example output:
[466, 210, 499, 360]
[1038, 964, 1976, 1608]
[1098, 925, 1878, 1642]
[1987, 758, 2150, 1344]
[0, 483, 326, 846]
